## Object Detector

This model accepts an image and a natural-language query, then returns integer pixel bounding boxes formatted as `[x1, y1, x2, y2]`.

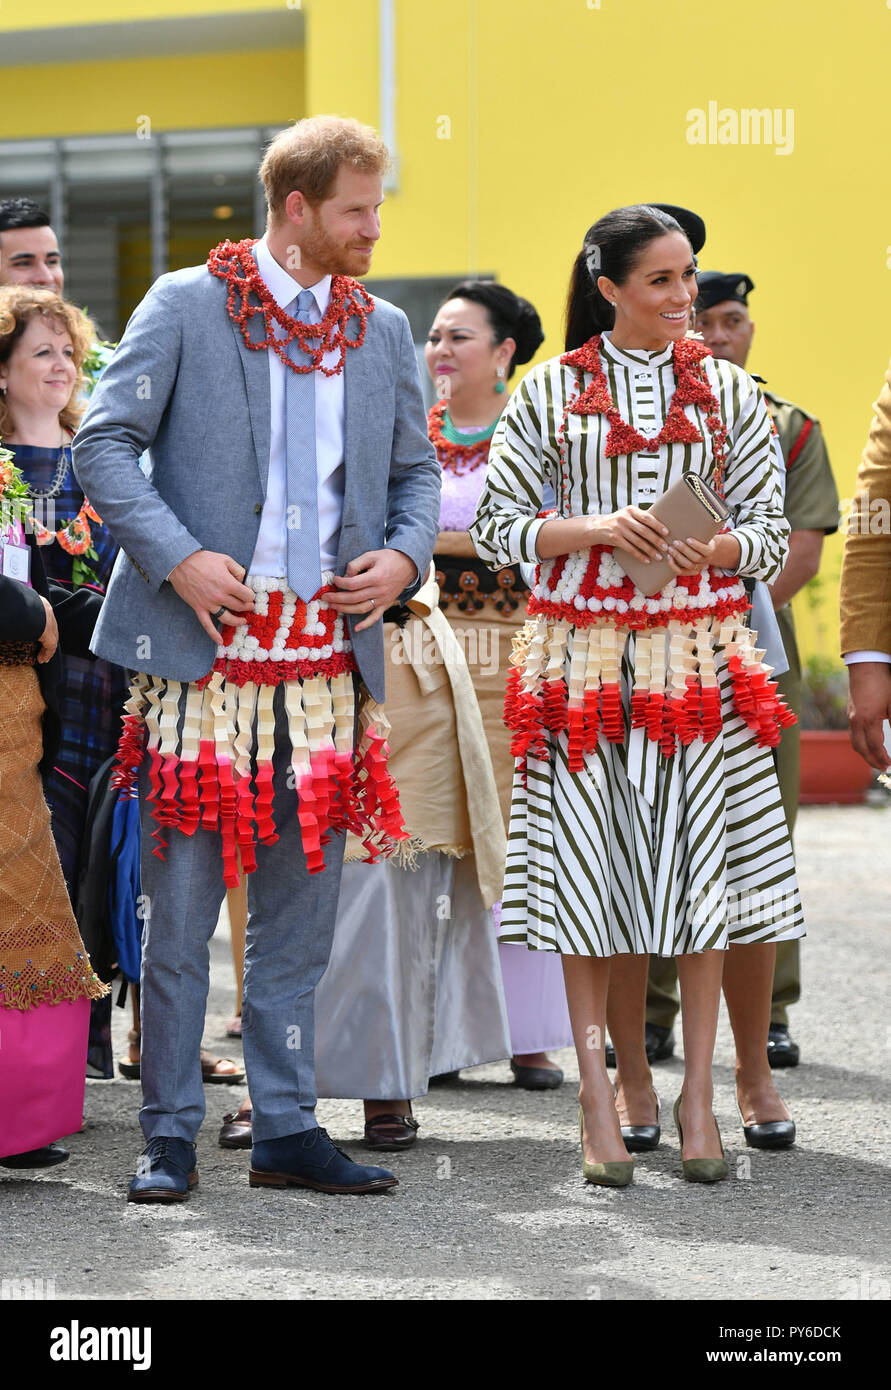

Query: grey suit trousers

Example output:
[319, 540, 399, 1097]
[137, 688, 346, 1144]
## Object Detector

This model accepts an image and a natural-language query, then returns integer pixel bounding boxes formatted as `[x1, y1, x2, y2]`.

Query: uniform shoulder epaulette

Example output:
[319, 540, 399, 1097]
[761, 390, 821, 469]
[761, 388, 819, 423]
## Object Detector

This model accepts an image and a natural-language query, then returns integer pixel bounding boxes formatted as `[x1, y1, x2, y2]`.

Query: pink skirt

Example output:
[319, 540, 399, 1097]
[0, 996, 89, 1157]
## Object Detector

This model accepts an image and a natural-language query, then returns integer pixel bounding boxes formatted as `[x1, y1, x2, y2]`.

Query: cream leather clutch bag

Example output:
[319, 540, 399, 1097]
[611, 474, 731, 597]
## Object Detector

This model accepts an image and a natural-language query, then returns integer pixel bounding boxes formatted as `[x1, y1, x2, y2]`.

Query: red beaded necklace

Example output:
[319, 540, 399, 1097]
[427, 401, 498, 474]
[207, 237, 375, 377]
[556, 334, 728, 511]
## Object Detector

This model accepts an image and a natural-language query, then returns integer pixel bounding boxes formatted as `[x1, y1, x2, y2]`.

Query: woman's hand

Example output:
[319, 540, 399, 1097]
[37, 597, 59, 664]
[666, 533, 741, 576]
[591, 507, 670, 563]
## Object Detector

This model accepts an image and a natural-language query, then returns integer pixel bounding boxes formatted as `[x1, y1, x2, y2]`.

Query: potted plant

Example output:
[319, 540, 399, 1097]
[797, 574, 873, 804]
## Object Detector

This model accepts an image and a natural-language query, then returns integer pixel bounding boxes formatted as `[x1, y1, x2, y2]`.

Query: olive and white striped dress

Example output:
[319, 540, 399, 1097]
[470, 332, 806, 957]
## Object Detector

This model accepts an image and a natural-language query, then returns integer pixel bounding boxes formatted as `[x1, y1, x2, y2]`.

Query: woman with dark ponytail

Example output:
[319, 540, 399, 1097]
[471, 207, 804, 1186]
[425, 280, 572, 1089]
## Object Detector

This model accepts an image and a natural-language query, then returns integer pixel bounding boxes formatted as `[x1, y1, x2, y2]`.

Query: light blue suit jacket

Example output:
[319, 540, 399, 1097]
[72, 264, 440, 702]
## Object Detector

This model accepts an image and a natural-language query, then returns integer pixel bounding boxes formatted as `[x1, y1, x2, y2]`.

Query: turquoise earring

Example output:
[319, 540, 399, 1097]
[495, 366, 507, 395]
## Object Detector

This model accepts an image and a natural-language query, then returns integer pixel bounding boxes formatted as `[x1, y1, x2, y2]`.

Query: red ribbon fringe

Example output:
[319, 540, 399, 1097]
[110, 700, 408, 888]
[504, 654, 797, 775]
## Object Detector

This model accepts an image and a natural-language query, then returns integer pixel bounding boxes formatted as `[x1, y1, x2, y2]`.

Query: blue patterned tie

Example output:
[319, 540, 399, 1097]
[285, 289, 323, 601]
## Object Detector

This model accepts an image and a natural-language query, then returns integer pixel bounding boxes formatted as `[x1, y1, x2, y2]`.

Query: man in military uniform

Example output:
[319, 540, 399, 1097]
[644, 270, 839, 1069]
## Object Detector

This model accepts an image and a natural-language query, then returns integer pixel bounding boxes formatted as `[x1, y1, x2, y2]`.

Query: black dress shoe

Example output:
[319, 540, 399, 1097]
[510, 1060, 564, 1090]
[607, 1024, 676, 1067]
[767, 1024, 800, 1068]
[743, 1118, 796, 1150]
[646, 1023, 676, 1062]
[0, 1144, 69, 1170]
[428, 1070, 461, 1086]
[620, 1092, 662, 1152]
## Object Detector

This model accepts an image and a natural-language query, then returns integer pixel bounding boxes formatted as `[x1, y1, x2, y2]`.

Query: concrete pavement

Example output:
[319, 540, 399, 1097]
[3, 804, 890, 1301]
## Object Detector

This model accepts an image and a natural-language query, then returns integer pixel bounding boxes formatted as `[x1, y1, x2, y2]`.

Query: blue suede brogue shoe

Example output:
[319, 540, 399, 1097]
[250, 1126, 398, 1194]
[127, 1137, 198, 1203]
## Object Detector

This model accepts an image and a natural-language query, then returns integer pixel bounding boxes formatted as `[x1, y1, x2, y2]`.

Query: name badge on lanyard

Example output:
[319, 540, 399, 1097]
[1, 523, 32, 586]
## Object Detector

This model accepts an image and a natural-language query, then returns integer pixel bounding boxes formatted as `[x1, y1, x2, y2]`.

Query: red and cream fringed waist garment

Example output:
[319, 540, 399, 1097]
[112, 574, 408, 887]
[504, 544, 795, 780]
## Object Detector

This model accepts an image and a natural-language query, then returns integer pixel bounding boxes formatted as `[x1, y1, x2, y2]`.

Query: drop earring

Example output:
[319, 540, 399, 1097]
[495, 365, 507, 395]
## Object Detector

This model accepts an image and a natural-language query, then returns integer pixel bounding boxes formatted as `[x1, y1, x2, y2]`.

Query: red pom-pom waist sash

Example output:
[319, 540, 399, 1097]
[504, 546, 795, 776]
[112, 575, 408, 887]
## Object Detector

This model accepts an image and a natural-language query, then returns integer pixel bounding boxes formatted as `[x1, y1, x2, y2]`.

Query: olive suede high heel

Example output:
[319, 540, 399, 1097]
[673, 1094, 728, 1183]
[578, 1107, 634, 1188]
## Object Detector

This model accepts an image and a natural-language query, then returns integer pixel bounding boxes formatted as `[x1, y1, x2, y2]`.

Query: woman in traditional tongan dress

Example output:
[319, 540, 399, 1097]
[470, 206, 804, 1186]
[426, 281, 571, 1088]
[0, 444, 108, 1169]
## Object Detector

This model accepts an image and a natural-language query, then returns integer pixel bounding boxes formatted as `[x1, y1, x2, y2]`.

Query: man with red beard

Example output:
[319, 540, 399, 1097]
[74, 115, 441, 1202]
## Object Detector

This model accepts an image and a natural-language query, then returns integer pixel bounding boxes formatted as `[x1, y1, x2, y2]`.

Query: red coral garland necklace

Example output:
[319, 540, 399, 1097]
[427, 401, 497, 474]
[207, 237, 375, 377]
[556, 334, 729, 511]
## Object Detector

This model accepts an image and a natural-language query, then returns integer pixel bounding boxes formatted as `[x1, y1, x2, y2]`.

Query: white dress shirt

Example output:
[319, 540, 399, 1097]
[249, 236, 345, 577]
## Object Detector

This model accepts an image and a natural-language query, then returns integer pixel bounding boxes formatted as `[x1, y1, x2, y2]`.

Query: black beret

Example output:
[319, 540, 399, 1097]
[646, 203, 706, 255]
[695, 270, 754, 312]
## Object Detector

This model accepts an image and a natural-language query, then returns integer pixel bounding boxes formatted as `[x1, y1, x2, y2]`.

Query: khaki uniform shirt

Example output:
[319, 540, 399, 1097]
[763, 388, 839, 690]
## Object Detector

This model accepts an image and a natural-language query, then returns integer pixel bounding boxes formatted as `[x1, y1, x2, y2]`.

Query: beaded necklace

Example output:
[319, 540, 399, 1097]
[427, 401, 500, 474]
[25, 438, 68, 499]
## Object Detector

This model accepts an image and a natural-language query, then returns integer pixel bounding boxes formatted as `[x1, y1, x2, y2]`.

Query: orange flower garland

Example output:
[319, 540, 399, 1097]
[33, 499, 102, 558]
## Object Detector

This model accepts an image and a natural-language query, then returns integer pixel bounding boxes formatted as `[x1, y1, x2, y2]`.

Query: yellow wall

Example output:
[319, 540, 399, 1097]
[0, 47, 304, 136]
[307, 0, 891, 661]
[2, 0, 884, 657]
[0, 0, 286, 29]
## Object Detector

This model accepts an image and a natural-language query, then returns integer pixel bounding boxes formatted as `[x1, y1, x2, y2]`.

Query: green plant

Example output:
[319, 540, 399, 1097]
[798, 571, 849, 730]
[799, 653, 849, 730]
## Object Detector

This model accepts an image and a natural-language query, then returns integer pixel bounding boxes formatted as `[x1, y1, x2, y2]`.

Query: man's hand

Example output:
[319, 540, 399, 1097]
[36, 597, 59, 664]
[169, 550, 254, 643]
[847, 661, 891, 771]
[327, 549, 416, 632]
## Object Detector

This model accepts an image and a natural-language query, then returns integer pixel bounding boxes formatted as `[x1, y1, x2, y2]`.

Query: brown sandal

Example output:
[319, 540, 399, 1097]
[117, 1032, 245, 1085]
[199, 1052, 246, 1085]
[363, 1107, 421, 1152]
